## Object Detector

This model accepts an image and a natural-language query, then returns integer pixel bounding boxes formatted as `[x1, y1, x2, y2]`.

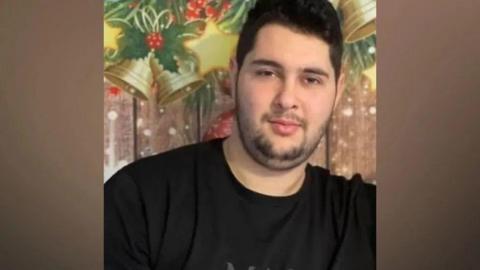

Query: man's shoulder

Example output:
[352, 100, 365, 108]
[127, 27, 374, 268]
[308, 164, 376, 234]
[308, 164, 376, 198]
[129, 142, 199, 168]
[110, 139, 222, 187]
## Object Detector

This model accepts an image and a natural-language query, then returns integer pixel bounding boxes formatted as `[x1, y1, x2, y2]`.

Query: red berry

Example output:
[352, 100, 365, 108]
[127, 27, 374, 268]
[187, 1, 199, 11]
[222, 1, 231, 11]
[205, 6, 218, 18]
[185, 9, 200, 21]
[145, 32, 163, 50]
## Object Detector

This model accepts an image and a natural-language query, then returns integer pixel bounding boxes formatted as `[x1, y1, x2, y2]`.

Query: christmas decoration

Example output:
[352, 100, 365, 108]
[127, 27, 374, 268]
[202, 109, 235, 141]
[150, 56, 205, 105]
[205, 6, 220, 19]
[104, 3, 207, 71]
[339, 0, 376, 43]
[330, 0, 376, 89]
[329, 0, 340, 9]
[128, 0, 139, 9]
[184, 21, 239, 75]
[185, 9, 201, 21]
[108, 86, 121, 96]
[104, 53, 154, 100]
[362, 63, 376, 90]
[104, 0, 249, 113]
[343, 35, 376, 89]
[104, 0, 376, 102]
[183, 0, 233, 21]
[145, 32, 164, 51]
[104, 21, 122, 51]
[217, 0, 257, 33]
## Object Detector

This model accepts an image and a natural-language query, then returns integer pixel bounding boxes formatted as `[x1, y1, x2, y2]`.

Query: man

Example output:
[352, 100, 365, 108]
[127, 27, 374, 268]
[105, 0, 376, 269]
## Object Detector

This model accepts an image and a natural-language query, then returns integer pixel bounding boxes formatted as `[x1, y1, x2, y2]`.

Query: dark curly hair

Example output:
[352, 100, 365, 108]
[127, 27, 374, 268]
[235, 0, 343, 81]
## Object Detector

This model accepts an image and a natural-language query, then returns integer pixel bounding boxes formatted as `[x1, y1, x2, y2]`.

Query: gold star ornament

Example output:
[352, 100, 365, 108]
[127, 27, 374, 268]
[184, 21, 239, 75]
[104, 21, 122, 51]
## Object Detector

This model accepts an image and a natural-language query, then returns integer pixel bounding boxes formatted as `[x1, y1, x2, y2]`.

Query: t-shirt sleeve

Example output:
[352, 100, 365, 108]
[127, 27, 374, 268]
[330, 174, 376, 269]
[104, 170, 151, 270]
[355, 178, 376, 255]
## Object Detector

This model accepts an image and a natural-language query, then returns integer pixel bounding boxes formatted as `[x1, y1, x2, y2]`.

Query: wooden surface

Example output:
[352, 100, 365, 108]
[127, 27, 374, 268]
[328, 77, 377, 182]
[103, 81, 135, 181]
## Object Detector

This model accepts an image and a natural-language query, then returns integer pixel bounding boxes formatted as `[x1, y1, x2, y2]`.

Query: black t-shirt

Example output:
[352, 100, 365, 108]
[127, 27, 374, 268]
[105, 139, 376, 270]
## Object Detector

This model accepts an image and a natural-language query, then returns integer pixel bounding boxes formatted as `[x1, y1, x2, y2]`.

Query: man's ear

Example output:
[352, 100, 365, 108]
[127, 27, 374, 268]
[229, 58, 238, 102]
[333, 71, 345, 110]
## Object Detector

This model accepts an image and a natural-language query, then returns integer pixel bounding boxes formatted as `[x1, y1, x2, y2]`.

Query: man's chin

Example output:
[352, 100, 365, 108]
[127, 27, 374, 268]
[264, 130, 303, 144]
[256, 154, 306, 171]
[268, 146, 302, 158]
[256, 143, 304, 162]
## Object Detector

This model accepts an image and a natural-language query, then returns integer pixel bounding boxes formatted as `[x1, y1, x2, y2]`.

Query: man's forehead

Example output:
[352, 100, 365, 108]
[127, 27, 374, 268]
[245, 24, 333, 73]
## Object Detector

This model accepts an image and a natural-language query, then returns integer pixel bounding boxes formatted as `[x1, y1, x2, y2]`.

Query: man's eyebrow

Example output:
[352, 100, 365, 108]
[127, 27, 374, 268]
[250, 59, 330, 78]
[250, 59, 283, 69]
[303, 67, 330, 79]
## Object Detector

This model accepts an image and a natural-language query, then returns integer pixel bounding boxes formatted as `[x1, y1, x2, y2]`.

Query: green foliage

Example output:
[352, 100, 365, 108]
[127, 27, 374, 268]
[343, 35, 376, 89]
[104, 0, 251, 113]
[104, 0, 376, 115]
[218, 0, 256, 33]
[105, 1, 137, 20]
[184, 71, 217, 118]
[118, 25, 149, 59]
[179, 20, 206, 38]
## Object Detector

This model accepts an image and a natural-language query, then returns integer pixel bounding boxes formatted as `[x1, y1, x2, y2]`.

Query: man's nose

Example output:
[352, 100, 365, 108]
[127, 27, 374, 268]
[273, 77, 299, 110]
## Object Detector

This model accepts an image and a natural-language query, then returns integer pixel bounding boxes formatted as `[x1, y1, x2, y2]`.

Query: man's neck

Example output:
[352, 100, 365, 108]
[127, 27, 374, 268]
[223, 133, 307, 197]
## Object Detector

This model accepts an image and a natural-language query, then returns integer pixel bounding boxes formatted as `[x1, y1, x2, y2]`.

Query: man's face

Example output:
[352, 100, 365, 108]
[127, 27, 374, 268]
[232, 23, 343, 170]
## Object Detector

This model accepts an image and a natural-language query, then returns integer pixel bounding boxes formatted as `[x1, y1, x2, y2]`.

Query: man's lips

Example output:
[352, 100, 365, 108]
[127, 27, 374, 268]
[268, 118, 302, 136]
[268, 118, 302, 126]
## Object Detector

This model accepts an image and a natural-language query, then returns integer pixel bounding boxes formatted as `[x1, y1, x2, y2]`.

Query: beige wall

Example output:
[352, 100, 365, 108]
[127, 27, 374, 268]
[1, 0, 479, 269]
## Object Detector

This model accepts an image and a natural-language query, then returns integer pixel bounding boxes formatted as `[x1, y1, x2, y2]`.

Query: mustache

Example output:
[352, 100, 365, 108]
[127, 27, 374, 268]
[261, 112, 307, 128]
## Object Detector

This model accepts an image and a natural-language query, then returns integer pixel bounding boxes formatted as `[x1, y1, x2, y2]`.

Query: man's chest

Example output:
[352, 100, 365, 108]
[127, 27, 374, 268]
[177, 197, 338, 270]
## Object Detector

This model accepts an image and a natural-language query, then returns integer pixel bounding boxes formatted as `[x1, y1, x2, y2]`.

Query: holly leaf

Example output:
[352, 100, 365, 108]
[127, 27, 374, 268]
[105, 1, 132, 20]
[218, 0, 253, 33]
[155, 50, 177, 72]
[118, 26, 149, 59]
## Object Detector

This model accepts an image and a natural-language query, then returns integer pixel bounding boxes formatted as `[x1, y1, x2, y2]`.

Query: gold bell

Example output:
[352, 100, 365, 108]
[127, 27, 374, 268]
[150, 57, 205, 106]
[339, 0, 376, 43]
[329, 0, 340, 9]
[104, 55, 154, 100]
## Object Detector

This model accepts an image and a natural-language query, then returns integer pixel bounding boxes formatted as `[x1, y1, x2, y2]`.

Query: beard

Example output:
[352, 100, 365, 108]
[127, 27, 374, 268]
[235, 85, 328, 170]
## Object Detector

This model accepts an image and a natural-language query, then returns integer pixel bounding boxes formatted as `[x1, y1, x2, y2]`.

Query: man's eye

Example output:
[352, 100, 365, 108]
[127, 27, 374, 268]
[304, 77, 322, 85]
[255, 70, 275, 77]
